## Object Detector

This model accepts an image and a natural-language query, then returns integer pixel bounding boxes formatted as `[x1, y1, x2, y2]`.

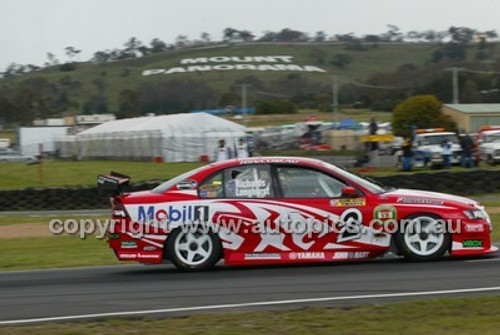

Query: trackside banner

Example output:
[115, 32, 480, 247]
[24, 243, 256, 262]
[142, 55, 326, 76]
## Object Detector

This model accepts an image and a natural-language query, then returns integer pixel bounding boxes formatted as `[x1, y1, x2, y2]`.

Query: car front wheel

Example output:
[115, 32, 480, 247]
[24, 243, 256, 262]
[395, 214, 450, 261]
[167, 226, 221, 271]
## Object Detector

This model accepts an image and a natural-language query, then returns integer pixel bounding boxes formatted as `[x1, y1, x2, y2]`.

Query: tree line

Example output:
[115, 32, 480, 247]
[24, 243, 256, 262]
[2, 25, 498, 77]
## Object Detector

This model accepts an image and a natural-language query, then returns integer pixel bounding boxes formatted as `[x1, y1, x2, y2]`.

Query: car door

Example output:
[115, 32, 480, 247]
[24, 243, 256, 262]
[273, 165, 372, 260]
[198, 163, 288, 262]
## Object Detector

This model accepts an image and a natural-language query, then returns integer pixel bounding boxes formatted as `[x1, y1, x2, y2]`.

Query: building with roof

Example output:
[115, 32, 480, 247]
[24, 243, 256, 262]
[442, 104, 500, 133]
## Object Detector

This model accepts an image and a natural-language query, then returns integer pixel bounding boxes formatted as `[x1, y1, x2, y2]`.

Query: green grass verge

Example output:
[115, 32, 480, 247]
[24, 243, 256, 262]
[1, 295, 500, 334]
[0, 160, 203, 190]
[0, 236, 118, 270]
[3, 158, 500, 190]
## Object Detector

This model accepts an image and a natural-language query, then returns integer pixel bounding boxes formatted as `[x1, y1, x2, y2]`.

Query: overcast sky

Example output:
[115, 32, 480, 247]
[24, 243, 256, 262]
[1, 0, 499, 70]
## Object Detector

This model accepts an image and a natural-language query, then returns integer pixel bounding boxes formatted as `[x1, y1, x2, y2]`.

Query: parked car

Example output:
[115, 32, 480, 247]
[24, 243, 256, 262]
[0, 151, 38, 163]
[478, 130, 500, 165]
[410, 129, 461, 168]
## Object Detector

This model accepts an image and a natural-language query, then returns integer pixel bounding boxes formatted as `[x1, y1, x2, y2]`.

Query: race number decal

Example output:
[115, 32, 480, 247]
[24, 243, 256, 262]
[336, 208, 363, 243]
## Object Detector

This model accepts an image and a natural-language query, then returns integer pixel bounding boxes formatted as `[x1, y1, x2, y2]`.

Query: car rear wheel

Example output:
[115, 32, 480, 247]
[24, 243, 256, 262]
[167, 227, 221, 271]
[395, 214, 450, 261]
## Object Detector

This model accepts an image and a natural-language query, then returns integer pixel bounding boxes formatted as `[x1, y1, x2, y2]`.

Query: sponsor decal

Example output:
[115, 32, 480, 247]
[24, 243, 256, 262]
[244, 253, 281, 260]
[333, 251, 370, 260]
[119, 253, 137, 259]
[137, 253, 161, 259]
[462, 239, 484, 248]
[336, 208, 363, 243]
[464, 223, 485, 233]
[121, 241, 137, 249]
[201, 190, 218, 198]
[234, 179, 270, 198]
[199, 184, 220, 191]
[176, 179, 197, 190]
[373, 205, 397, 222]
[397, 197, 444, 205]
[138, 205, 209, 223]
[143, 246, 157, 251]
[289, 252, 325, 260]
[108, 233, 120, 239]
[331, 198, 366, 207]
[239, 158, 300, 165]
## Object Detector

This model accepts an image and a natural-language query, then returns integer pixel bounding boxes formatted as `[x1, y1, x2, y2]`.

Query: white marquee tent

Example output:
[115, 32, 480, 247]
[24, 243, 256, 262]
[73, 113, 246, 162]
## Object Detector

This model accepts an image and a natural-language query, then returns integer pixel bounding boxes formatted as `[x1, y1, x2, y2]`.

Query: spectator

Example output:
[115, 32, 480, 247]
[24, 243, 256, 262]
[460, 133, 474, 168]
[442, 138, 452, 168]
[236, 138, 249, 158]
[401, 135, 413, 171]
[214, 139, 232, 162]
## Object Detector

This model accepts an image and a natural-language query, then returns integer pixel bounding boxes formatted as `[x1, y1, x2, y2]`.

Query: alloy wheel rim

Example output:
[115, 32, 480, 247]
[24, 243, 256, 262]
[174, 231, 213, 266]
[403, 217, 444, 256]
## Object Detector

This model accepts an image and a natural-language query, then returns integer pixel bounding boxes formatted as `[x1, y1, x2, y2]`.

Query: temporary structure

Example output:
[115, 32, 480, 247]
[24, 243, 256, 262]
[74, 113, 246, 162]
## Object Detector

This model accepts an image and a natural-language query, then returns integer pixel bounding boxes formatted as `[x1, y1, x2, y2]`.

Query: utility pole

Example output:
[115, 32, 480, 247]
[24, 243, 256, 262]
[447, 67, 461, 104]
[332, 75, 340, 127]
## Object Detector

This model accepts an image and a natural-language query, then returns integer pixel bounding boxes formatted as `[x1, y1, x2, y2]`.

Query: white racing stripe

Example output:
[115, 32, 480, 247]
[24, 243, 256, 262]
[1, 286, 500, 325]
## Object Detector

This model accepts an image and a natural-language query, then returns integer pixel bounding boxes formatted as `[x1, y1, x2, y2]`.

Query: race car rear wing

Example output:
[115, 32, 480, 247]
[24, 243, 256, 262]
[97, 171, 130, 196]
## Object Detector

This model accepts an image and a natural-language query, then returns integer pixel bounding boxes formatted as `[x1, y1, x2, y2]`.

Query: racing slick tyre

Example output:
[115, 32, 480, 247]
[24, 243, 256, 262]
[395, 213, 451, 262]
[166, 226, 222, 271]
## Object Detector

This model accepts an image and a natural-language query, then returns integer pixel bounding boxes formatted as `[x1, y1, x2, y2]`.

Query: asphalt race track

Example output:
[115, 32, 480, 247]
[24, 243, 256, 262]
[1, 255, 500, 325]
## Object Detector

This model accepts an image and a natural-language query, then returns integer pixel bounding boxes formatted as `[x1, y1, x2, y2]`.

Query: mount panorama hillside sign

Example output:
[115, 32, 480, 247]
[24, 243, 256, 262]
[142, 55, 326, 76]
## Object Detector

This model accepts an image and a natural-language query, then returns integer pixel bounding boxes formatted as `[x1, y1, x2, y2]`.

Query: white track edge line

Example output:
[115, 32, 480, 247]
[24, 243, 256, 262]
[1, 286, 500, 325]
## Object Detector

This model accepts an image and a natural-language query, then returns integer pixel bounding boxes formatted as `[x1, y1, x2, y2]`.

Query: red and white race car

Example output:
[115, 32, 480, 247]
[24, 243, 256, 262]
[98, 157, 497, 271]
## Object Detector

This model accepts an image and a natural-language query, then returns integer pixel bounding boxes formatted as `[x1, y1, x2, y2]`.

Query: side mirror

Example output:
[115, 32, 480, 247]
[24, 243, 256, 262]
[341, 186, 358, 198]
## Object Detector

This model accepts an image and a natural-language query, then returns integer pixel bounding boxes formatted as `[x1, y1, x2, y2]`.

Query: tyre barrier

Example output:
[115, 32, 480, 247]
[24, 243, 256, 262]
[0, 181, 162, 211]
[1, 171, 500, 211]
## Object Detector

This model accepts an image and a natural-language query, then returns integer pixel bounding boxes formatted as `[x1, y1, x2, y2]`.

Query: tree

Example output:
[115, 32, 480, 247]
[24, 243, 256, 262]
[124, 37, 143, 57]
[223, 28, 238, 41]
[45, 53, 59, 66]
[331, 53, 352, 68]
[239, 30, 254, 42]
[313, 31, 326, 42]
[448, 26, 476, 44]
[150, 38, 167, 53]
[175, 35, 189, 47]
[383, 24, 403, 42]
[276, 28, 308, 42]
[92, 77, 108, 95]
[256, 100, 297, 114]
[92, 51, 110, 63]
[310, 47, 327, 64]
[64, 46, 81, 62]
[117, 89, 140, 118]
[364, 34, 381, 44]
[258, 31, 277, 42]
[83, 95, 108, 114]
[462, 80, 481, 103]
[392, 95, 455, 136]
[201, 32, 211, 44]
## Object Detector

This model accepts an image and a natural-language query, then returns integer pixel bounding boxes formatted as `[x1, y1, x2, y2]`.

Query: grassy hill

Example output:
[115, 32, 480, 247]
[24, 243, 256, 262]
[4, 42, 444, 112]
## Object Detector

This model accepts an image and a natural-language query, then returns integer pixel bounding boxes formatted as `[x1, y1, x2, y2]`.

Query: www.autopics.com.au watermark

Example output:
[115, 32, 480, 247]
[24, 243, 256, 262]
[47, 217, 476, 240]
